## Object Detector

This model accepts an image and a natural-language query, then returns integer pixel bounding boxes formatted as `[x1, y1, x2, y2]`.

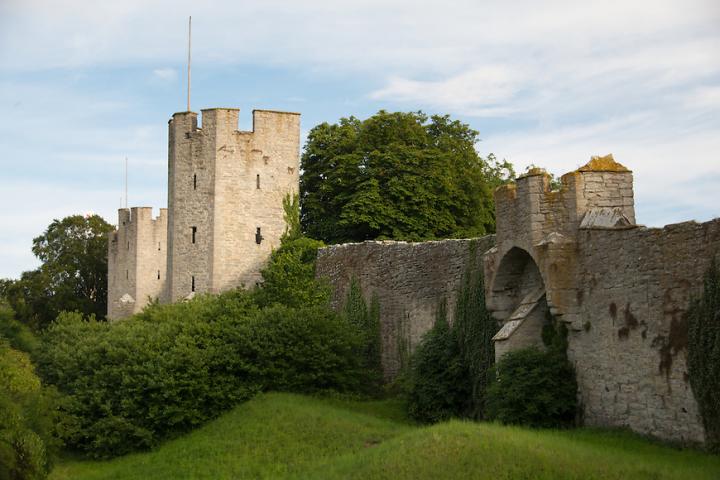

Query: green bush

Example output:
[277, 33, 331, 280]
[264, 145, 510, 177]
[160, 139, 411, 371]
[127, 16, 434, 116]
[0, 303, 40, 355]
[249, 305, 370, 393]
[342, 279, 383, 396]
[36, 289, 370, 458]
[406, 240, 498, 422]
[0, 339, 63, 480]
[253, 236, 330, 309]
[485, 345, 577, 428]
[406, 301, 470, 423]
[688, 257, 720, 452]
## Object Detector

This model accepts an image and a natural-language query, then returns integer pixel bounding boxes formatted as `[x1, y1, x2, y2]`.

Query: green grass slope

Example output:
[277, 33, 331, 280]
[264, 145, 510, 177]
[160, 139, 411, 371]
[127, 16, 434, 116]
[51, 392, 720, 480]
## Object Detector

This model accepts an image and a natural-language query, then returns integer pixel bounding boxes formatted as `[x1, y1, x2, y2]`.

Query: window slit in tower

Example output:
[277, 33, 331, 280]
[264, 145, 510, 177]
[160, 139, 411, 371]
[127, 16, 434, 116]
[193, 174, 197, 190]
[191, 276, 195, 292]
[158, 242, 161, 251]
[192, 226, 197, 244]
[255, 227, 263, 245]
[126, 270, 129, 280]
[256, 174, 260, 189]
[157, 270, 160, 280]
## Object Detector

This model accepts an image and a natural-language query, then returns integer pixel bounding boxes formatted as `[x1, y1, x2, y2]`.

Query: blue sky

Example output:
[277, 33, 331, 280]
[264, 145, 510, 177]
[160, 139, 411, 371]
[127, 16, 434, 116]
[1, 0, 719, 279]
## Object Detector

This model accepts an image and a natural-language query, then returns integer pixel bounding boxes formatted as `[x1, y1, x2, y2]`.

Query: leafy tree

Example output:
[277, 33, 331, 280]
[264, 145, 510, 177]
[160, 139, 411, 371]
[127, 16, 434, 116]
[3, 215, 113, 330]
[300, 111, 514, 244]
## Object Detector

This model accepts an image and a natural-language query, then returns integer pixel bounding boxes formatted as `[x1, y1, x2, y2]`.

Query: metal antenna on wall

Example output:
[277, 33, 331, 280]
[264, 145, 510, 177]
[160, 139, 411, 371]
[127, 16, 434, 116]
[187, 16, 192, 112]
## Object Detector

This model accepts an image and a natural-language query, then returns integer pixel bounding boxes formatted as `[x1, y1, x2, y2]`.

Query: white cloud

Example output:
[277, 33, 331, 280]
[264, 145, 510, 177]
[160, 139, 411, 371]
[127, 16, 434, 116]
[370, 66, 523, 116]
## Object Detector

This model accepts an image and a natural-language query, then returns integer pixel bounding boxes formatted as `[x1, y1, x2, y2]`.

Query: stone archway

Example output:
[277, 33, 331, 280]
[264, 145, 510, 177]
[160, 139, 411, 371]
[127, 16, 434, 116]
[488, 247, 549, 361]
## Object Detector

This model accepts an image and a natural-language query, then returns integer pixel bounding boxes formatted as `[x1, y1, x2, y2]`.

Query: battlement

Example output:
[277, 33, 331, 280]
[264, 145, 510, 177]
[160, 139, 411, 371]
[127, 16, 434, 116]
[495, 154, 635, 246]
[169, 108, 301, 141]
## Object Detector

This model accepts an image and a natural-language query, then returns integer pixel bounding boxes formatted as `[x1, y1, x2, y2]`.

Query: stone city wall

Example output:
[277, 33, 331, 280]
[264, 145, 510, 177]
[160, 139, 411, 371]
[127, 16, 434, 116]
[316, 236, 495, 379]
[569, 218, 720, 444]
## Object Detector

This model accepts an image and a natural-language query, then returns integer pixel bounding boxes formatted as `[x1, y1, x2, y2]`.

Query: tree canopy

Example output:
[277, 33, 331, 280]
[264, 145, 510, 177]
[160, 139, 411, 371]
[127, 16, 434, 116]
[2, 214, 113, 330]
[300, 111, 514, 244]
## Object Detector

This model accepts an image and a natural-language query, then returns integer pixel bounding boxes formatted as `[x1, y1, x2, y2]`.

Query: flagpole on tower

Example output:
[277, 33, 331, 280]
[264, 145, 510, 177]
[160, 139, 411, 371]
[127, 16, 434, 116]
[124, 156, 128, 209]
[187, 16, 192, 112]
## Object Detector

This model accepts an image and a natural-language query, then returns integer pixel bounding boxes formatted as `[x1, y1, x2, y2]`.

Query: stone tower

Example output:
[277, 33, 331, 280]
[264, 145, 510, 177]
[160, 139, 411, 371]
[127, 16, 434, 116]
[166, 108, 300, 301]
[107, 207, 168, 319]
[486, 154, 636, 359]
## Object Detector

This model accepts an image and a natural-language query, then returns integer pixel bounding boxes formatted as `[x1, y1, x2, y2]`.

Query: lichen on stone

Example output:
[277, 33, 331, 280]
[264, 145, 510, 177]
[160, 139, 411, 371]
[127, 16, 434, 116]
[519, 167, 548, 178]
[577, 154, 630, 173]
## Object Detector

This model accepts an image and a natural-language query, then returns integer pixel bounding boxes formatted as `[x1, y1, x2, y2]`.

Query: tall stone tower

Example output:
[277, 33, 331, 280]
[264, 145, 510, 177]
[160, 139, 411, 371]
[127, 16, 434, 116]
[166, 108, 301, 301]
[107, 207, 168, 319]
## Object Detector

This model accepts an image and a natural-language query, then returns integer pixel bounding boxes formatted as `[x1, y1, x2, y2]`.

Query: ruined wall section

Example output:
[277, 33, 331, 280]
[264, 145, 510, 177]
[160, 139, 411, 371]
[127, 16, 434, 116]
[316, 236, 495, 379]
[167, 109, 300, 301]
[107, 207, 167, 319]
[570, 219, 720, 444]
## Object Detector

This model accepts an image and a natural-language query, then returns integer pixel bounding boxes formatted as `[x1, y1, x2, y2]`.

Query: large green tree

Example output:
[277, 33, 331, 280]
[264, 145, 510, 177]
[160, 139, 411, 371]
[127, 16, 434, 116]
[300, 111, 513, 243]
[3, 215, 113, 330]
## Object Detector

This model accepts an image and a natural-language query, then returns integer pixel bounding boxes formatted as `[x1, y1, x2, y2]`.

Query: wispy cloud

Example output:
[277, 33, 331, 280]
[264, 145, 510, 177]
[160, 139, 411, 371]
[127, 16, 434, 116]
[370, 66, 523, 117]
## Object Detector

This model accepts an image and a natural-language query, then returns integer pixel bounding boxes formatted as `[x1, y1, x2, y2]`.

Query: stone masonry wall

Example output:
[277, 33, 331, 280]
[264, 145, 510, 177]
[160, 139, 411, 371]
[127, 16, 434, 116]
[107, 207, 167, 319]
[316, 236, 495, 380]
[166, 109, 299, 302]
[570, 219, 720, 444]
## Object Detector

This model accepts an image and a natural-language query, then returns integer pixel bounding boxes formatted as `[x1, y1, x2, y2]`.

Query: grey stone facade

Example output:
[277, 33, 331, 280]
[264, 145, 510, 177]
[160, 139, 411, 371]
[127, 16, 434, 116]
[317, 155, 719, 445]
[107, 207, 167, 319]
[107, 107, 300, 318]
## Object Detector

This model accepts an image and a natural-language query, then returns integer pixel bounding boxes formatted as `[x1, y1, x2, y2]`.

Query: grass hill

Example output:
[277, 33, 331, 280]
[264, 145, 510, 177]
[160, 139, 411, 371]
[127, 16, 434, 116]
[50, 392, 720, 480]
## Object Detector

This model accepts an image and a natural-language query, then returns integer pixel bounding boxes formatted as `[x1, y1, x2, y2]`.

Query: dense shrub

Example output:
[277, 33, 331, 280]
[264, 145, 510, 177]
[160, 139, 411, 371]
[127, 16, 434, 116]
[0, 339, 63, 480]
[253, 236, 330, 309]
[485, 320, 577, 428]
[342, 279, 383, 395]
[688, 257, 720, 452]
[407, 302, 470, 423]
[249, 305, 370, 393]
[452, 241, 497, 420]
[36, 290, 370, 458]
[0, 303, 40, 355]
[406, 241, 498, 422]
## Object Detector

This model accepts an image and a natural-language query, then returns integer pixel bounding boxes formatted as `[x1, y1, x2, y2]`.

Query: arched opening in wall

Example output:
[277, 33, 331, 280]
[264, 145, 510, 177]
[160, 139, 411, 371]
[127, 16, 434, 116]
[490, 247, 549, 360]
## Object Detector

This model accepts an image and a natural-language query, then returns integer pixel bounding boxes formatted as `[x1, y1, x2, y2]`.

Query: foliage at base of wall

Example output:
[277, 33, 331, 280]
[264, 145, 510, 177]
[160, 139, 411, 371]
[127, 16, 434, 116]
[36, 294, 371, 459]
[342, 279, 383, 396]
[485, 317, 577, 429]
[35, 231, 372, 460]
[252, 236, 330, 309]
[688, 257, 720, 453]
[0, 336, 64, 480]
[406, 240, 498, 423]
